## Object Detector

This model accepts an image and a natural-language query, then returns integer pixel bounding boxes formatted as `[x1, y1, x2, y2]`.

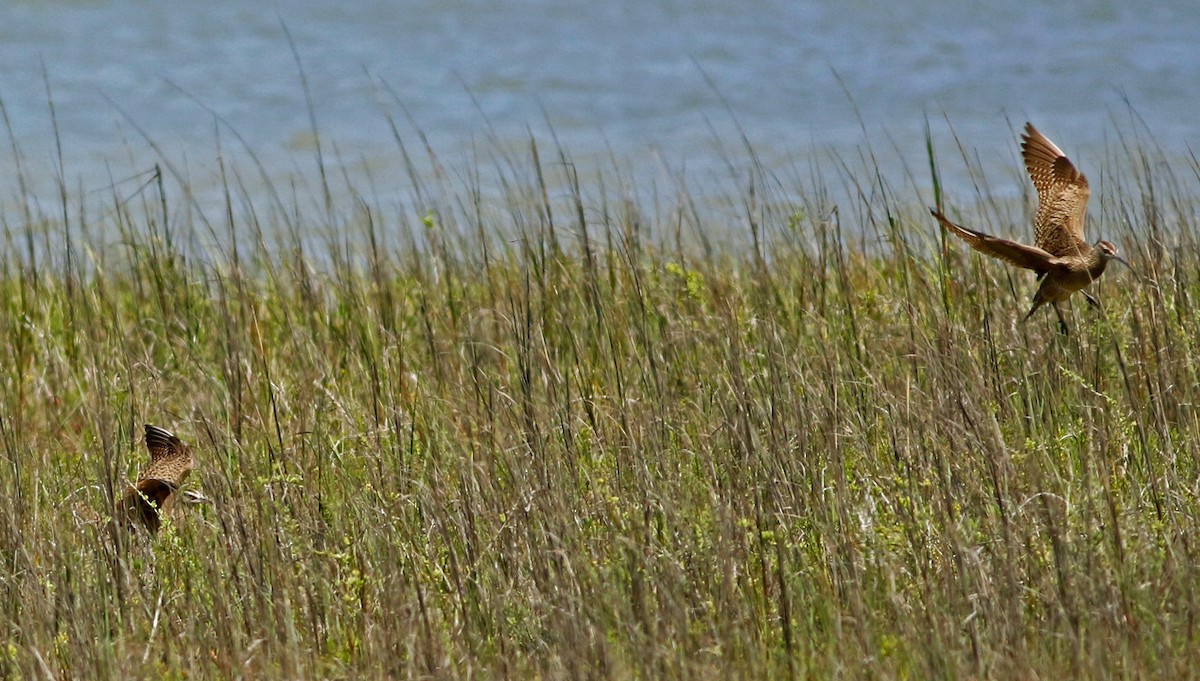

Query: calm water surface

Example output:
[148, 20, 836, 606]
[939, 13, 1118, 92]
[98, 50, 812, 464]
[0, 1, 1196, 219]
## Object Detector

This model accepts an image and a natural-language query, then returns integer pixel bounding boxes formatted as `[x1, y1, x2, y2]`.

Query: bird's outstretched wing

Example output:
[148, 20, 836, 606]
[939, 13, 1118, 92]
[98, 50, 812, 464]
[932, 208, 1066, 274]
[138, 424, 193, 488]
[1021, 123, 1091, 257]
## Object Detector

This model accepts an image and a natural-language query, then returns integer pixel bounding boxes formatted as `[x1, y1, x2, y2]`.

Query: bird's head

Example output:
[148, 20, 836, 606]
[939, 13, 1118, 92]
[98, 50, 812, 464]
[1096, 240, 1136, 274]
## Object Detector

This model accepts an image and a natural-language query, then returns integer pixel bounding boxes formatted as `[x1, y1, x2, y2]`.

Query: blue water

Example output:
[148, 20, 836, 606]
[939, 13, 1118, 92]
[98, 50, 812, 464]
[0, 1, 1196, 218]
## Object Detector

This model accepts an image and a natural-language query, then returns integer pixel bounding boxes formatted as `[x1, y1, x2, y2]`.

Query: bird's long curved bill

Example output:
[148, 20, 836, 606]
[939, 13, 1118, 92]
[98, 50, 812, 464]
[1112, 254, 1142, 281]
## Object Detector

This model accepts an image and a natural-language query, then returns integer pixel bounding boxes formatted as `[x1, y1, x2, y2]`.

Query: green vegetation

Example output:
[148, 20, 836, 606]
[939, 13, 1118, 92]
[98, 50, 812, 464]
[0, 125, 1198, 679]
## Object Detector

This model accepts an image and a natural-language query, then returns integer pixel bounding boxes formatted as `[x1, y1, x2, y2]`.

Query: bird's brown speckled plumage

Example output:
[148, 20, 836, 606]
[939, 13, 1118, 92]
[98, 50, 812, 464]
[120, 424, 194, 533]
[1021, 123, 1092, 258]
[932, 123, 1131, 334]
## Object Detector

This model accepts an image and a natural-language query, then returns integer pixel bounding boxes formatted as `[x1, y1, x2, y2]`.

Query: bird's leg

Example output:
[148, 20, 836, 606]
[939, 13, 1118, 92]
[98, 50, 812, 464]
[1082, 291, 1101, 310]
[1022, 299, 1045, 324]
[1053, 303, 1070, 336]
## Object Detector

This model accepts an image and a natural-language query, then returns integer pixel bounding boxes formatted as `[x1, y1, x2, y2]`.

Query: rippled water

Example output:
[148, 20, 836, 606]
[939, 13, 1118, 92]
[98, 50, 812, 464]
[0, 1, 1196, 214]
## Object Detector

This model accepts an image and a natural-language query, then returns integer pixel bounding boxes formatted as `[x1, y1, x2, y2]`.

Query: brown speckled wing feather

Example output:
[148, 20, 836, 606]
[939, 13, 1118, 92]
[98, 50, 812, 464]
[1021, 123, 1091, 257]
[139, 424, 193, 488]
[932, 209, 1066, 273]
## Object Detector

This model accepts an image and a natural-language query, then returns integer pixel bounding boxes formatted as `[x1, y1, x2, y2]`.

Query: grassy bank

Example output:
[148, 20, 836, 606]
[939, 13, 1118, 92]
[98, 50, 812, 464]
[1, 129, 1199, 679]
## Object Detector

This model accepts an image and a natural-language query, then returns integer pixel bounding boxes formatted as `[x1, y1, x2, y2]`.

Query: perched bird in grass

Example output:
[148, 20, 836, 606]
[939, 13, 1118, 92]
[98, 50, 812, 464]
[119, 424, 195, 534]
[931, 122, 1133, 335]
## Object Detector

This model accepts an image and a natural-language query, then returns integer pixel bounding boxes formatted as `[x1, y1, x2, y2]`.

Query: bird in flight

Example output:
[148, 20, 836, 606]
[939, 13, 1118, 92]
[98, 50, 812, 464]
[931, 122, 1132, 334]
[119, 424, 195, 533]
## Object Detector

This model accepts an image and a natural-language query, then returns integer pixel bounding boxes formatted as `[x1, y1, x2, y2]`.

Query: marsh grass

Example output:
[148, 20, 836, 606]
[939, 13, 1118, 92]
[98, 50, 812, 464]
[0, 117, 1199, 679]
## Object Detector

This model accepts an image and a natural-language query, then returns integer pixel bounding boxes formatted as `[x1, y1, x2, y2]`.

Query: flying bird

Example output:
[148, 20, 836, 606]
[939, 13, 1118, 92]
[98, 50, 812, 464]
[119, 424, 195, 533]
[932, 122, 1132, 334]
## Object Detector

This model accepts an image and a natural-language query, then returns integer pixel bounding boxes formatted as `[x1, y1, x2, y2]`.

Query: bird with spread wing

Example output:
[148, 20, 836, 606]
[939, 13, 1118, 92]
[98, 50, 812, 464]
[931, 122, 1132, 334]
[119, 424, 195, 533]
